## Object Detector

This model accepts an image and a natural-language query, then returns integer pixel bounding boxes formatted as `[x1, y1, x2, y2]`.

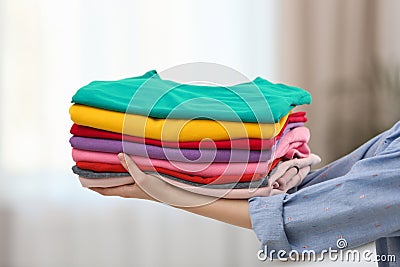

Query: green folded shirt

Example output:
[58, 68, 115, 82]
[72, 70, 311, 123]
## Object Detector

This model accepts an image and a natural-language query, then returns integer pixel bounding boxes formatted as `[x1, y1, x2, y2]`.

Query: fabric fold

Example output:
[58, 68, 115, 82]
[72, 70, 311, 123]
[70, 123, 283, 150]
[69, 104, 289, 141]
[70, 142, 274, 163]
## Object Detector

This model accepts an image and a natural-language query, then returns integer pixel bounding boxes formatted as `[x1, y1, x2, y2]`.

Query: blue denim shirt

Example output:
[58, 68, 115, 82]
[249, 120, 400, 267]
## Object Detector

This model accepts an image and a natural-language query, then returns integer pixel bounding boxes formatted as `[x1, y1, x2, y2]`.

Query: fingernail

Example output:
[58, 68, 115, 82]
[118, 153, 125, 161]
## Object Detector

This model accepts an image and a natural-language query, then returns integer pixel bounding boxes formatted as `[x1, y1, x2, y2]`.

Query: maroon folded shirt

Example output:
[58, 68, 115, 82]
[70, 112, 306, 150]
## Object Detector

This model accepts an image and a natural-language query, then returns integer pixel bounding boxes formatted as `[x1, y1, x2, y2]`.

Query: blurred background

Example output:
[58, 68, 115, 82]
[0, 0, 399, 266]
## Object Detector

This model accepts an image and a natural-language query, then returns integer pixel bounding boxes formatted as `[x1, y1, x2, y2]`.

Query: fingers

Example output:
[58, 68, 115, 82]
[271, 166, 298, 189]
[118, 153, 146, 183]
[295, 166, 311, 186]
[272, 181, 279, 189]
[282, 174, 301, 191]
[270, 164, 311, 193]
[297, 154, 321, 167]
[118, 153, 130, 171]
[90, 184, 136, 197]
[94, 153, 215, 206]
[270, 188, 284, 196]
[89, 184, 152, 200]
[118, 153, 175, 201]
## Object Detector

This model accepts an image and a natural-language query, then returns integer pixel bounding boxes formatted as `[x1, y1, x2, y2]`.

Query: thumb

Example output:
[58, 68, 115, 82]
[118, 153, 145, 182]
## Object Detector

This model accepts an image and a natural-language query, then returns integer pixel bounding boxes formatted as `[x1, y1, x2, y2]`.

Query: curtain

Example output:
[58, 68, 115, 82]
[276, 0, 400, 164]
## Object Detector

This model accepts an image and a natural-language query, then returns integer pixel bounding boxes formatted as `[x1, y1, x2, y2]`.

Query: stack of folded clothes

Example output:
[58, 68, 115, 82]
[69, 70, 320, 199]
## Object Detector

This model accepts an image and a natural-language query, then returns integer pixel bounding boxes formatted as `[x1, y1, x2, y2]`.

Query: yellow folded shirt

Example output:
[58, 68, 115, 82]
[69, 104, 289, 142]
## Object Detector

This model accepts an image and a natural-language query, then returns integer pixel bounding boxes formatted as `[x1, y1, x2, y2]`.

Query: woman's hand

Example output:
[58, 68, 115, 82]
[89, 153, 155, 201]
[88, 153, 314, 230]
[90, 153, 218, 207]
[271, 165, 311, 195]
[88, 153, 253, 228]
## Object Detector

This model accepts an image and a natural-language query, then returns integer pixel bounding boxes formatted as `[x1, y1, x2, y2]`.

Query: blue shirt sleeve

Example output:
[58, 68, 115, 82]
[249, 121, 400, 259]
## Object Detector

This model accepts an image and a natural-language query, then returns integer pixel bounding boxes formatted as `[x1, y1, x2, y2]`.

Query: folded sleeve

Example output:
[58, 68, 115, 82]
[249, 139, 400, 257]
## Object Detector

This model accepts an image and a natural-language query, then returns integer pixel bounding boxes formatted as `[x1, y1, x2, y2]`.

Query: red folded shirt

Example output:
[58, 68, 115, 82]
[287, 111, 307, 123]
[76, 158, 281, 185]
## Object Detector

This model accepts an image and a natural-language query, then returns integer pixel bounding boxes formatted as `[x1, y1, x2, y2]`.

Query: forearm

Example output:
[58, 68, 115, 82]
[141, 180, 253, 229]
[94, 153, 254, 229]
[180, 198, 252, 229]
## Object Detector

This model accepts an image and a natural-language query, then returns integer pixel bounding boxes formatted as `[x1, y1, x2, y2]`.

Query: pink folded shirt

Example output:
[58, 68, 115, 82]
[72, 127, 310, 177]
[274, 126, 310, 159]
[132, 155, 269, 177]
